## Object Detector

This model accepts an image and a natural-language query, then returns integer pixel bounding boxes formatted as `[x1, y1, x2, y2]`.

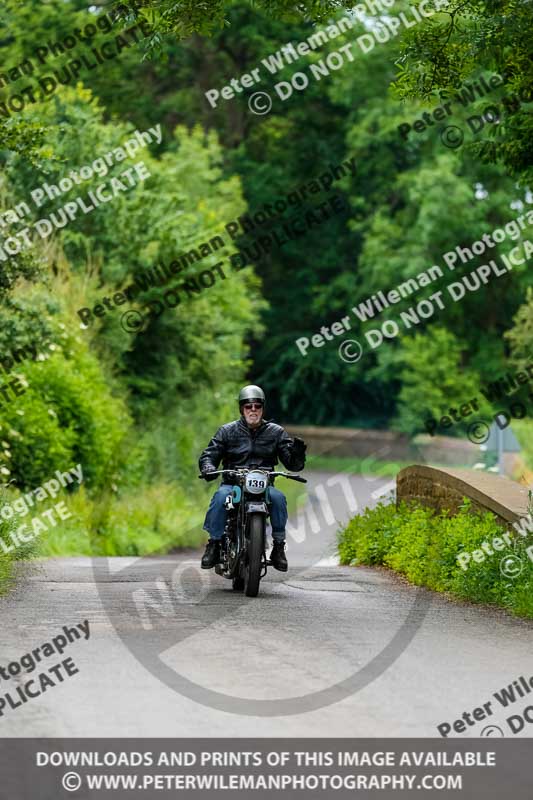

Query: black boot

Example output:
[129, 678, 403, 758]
[270, 541, 288, 572]
[201, 539, 221, 569]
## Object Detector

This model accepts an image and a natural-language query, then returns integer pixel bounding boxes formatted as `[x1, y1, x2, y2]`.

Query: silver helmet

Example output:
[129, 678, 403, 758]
[238, 385, 265, 408]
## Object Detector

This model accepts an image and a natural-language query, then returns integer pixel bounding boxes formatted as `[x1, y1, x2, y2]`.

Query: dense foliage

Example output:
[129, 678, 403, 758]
[394, 0, 533, 182]
[0, 0, 530, 575]
[338, 499, 533, 618]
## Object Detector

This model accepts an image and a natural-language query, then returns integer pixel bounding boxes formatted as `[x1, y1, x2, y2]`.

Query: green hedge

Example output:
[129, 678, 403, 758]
[337, 499, 533, 618]
[0, 348, 129, 490]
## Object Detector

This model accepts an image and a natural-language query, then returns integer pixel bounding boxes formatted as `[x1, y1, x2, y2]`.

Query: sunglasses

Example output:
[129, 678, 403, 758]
[243, 403, 263, 410]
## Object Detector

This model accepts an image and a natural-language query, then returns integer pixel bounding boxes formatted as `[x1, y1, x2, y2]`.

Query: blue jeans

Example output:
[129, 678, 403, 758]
[203, 483, 287, 542]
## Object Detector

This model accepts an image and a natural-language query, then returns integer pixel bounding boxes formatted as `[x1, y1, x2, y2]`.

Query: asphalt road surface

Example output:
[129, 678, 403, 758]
[1, 471, 533, 738]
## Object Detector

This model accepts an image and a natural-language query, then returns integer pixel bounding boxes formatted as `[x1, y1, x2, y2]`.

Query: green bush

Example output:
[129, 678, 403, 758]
[393, 328, 486, 436]
[337, 499, 533, 618]
[0, 346, 130, 489]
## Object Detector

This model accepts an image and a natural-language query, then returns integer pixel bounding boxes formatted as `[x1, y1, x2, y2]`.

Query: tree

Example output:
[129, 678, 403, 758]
[506, 287, 533, 371]
[394, 0, 533, 182]
[114, 0, 355, 41]
[0, 82, 264, 488]
[393, 327, 482, 435]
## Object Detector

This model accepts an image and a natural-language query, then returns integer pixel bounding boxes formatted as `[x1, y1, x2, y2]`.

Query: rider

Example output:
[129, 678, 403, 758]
[198, 385, 307, 572]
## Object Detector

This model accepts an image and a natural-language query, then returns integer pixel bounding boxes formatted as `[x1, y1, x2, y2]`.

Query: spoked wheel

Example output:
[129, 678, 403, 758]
[232, 575, 245, 591]
[244, 513, 264, 597]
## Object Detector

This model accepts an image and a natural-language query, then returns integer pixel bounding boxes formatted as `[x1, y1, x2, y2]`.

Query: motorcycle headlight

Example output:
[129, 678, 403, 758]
[245, 471, 268, 494]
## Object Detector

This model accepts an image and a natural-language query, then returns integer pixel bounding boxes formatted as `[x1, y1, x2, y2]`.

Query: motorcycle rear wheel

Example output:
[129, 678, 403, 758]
[232, 576, 245, 591]
[244, 513, 264, 597]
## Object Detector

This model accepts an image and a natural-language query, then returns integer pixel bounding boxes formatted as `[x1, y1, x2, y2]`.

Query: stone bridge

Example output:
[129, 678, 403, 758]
[396, 465, 530, 527]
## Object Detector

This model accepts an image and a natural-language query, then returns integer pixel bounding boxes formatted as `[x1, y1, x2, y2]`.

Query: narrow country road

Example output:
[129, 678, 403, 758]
[1, 471, 532, 737]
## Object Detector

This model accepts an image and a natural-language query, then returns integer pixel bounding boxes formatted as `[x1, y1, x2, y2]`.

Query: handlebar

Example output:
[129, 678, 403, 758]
[198, 468, 307, 484]
[278, 474, 307, 483]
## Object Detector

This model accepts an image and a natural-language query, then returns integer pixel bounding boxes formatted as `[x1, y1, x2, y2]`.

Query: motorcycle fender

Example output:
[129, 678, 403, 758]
[245, 501, 268, 514]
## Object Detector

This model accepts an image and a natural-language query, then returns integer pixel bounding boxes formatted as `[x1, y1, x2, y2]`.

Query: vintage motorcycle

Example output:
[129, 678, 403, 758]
[199, 467, 307, 597]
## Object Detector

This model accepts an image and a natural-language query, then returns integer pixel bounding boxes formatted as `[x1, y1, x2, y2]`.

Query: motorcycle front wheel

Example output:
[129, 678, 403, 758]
[244, 513, 264, 597]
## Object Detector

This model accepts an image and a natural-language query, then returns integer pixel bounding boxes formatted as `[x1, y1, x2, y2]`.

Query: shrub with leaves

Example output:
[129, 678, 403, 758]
[338, 498, 533, 618]
[0, 345, 129, 490]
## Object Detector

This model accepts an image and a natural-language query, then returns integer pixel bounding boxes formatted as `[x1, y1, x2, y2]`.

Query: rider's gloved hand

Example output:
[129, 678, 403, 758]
[202, 465, 218, 482]
[291, 436, 307, 457]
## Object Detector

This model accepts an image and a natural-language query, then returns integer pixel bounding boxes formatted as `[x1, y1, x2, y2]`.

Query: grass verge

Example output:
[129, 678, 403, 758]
[0, 474, 309, 586]
[307, 454, 414, 477]
[337, 499, 533, 619]
[307, 454, 472, 478]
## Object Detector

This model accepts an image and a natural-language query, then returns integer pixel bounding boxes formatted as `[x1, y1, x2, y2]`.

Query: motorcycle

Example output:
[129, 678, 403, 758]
[199, 467, 307, 597]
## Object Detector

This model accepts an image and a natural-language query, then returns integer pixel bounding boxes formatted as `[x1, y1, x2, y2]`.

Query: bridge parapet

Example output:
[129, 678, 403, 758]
[396, 465, 530, 526]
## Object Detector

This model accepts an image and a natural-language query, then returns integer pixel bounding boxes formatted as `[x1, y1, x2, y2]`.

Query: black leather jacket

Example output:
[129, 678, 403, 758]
[199, 417, 306, 482]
